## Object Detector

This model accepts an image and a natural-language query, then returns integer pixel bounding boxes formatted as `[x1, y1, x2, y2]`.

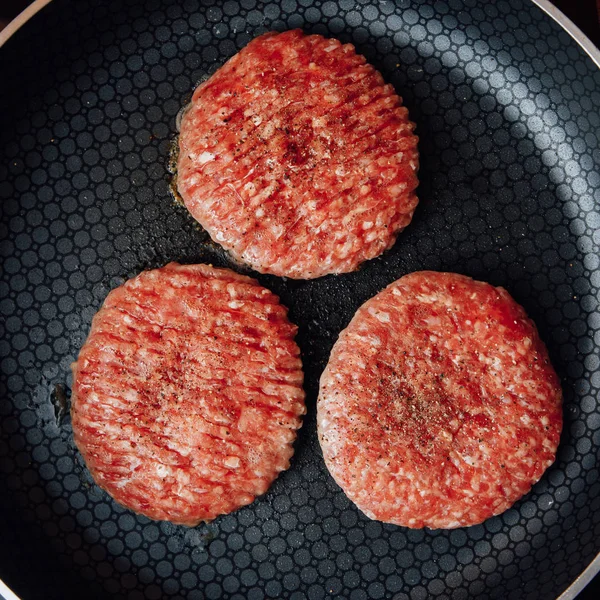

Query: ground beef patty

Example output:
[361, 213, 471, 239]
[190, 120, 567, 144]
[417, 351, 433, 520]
[317, 271, 562, 529]
[177, 29, 419, 279]
[71, 263, 305, 526]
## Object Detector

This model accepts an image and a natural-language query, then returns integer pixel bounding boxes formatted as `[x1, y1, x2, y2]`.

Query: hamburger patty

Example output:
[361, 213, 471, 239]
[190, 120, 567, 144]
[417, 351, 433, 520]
[317, 271, 562, 528]
[71, 263, 305, 525]
[177, 29, 419, 279]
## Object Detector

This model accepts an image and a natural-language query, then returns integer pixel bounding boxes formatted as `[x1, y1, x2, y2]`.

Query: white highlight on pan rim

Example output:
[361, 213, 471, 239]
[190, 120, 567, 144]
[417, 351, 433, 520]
[0, 577, 21, 600]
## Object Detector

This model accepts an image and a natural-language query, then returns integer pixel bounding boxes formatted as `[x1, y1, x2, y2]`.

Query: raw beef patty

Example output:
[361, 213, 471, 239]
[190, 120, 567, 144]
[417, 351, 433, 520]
[177, 29, 419, 279]
[317, 271, 562, 528]
[71, 263, 305, 526]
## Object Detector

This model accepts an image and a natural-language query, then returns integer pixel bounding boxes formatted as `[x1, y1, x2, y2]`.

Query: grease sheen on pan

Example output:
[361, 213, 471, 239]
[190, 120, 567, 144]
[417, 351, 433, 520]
[177, 29, 419, 279]
[317, 271, 563, 529]
[71, 263, 305, 526]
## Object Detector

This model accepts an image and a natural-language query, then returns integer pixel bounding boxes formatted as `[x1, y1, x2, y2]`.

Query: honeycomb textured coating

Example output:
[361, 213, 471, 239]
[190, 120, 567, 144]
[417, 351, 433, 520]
[0, 0, 599, 599]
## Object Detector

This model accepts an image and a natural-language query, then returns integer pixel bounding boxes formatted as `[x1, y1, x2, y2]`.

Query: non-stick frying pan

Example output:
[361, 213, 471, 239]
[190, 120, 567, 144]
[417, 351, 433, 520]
[1, 0, 599, 598]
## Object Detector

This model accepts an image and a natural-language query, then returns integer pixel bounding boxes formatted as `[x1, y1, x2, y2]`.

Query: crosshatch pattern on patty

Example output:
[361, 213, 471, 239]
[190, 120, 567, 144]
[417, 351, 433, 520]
[0, 0, 599, 599]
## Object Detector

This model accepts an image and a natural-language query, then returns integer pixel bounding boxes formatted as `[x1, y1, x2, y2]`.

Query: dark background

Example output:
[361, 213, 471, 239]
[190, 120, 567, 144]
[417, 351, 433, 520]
[0, 1, 599, 599]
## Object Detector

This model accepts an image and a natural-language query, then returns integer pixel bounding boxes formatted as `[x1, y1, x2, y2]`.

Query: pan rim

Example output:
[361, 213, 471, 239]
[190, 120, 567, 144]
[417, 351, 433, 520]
[0, 0, 598, 599]
[1, 0, 599, 64]
[0, 0, 51, 48]
[557, 553, 600, 600]
[531, 0, 600, 68]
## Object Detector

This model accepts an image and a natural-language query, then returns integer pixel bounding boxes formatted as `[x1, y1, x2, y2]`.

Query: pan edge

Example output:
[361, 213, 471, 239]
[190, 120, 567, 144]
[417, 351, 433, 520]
[0, 1, 598, 599]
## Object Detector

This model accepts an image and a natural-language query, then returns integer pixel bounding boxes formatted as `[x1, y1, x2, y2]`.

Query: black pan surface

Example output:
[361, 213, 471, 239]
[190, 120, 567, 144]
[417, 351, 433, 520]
[1, 0, 599, 599]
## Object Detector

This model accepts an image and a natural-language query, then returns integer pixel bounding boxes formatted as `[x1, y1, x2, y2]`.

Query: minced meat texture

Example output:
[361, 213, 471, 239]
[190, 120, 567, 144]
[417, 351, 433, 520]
[71, 263, 305, 526]
[318, 271, 562, 528]
[177, 29, 419, 279]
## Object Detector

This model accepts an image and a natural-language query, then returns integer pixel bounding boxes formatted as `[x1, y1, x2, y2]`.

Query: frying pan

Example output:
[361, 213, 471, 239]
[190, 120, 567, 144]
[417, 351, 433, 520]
[1, 0, 599, 599]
